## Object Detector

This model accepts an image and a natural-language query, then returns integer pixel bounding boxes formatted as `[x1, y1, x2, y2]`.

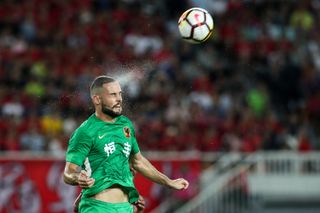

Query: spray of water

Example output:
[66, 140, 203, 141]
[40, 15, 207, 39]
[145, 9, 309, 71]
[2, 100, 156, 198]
[98, 60, 156, 118]
[98, 60, 153, 86]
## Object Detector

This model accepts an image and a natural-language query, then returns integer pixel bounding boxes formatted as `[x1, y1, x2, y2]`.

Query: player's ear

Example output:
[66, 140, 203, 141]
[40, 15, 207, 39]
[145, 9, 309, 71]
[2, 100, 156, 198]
[92, 95, 101, 105]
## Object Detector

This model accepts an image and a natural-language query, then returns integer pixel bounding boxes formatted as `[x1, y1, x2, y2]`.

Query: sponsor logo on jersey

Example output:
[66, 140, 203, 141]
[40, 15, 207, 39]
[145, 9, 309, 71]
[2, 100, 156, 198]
[123, 127, 131, 138]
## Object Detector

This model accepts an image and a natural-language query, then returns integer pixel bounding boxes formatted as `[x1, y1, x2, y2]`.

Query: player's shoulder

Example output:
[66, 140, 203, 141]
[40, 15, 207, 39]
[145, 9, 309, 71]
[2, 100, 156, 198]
[118, 115, 134, 125]
[79, 115, 93, 126]
[75, 114, 98, 133]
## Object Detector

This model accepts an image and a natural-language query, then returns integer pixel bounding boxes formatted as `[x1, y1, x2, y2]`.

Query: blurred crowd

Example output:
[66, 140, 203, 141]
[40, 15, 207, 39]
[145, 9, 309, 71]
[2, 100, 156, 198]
[1, 0, 320, 154]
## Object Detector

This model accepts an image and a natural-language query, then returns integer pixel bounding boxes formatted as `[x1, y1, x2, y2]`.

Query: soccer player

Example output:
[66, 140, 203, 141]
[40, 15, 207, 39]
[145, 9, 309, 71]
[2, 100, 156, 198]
[63, 76, 189, 213]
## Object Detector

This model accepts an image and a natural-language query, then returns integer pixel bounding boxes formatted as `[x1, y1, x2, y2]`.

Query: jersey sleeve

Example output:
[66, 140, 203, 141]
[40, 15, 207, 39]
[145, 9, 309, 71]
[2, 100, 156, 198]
[130, 126, 140, 155]
[66, 127, 92, 166]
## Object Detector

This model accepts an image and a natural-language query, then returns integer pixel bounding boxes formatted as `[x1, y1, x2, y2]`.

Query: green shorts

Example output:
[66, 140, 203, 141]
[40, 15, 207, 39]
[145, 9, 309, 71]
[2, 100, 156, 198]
[79, 198, 133, 213]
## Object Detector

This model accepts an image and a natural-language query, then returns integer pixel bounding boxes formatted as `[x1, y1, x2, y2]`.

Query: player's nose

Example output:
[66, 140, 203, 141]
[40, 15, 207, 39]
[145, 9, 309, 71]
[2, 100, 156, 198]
[117, 94, 122, 102]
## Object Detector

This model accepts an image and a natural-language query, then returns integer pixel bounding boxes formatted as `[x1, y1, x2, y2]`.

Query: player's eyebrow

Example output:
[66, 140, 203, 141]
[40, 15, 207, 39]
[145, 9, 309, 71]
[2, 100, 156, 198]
[109, 91, 122, 95]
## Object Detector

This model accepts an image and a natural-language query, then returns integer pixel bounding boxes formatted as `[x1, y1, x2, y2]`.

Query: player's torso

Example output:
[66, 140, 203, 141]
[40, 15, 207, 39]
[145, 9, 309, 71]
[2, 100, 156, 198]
[85, 118, 135, 180]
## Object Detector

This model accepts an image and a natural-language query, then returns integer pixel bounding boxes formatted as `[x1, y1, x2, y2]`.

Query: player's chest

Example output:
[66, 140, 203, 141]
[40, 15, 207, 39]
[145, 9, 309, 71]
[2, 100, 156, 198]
[92, 126, 133, 157]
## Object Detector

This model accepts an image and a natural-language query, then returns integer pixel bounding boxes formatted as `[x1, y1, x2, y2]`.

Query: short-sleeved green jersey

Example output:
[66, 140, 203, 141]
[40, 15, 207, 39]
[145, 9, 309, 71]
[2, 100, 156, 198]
[66, 114, 140, 203]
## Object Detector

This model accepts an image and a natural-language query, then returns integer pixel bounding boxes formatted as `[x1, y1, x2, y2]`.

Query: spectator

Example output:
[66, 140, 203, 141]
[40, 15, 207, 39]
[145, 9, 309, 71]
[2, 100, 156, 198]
[20, 127, 46, 151]
[0, 0, 319, 154]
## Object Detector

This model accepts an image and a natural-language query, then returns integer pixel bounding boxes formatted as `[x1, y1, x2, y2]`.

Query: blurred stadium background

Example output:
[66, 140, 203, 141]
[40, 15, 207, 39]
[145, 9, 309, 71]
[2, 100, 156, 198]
[1, 0, 320, 212]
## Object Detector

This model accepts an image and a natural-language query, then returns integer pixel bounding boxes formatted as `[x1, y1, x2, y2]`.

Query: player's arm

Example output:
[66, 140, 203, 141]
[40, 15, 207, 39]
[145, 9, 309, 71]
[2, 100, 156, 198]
[63, 162, 81, 185]
[130, 152, 189, 190]
[63, 162, 95, 188]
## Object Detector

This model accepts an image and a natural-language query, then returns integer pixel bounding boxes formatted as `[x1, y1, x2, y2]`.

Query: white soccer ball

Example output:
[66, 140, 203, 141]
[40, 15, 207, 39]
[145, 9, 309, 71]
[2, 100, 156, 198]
[178, 7, 214, 44]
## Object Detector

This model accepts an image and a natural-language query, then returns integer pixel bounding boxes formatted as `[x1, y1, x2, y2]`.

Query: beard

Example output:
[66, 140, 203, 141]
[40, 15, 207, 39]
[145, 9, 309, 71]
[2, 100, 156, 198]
[101, 102, 122, 118]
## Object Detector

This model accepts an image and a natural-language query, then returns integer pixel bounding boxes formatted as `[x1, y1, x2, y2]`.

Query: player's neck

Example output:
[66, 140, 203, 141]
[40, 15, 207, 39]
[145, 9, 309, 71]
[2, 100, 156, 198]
[95, 111, 116, 123]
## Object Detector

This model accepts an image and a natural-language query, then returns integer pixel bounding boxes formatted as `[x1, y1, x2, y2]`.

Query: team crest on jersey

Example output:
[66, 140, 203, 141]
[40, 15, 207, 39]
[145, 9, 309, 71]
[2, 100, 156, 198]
[123, 127, 131, 138]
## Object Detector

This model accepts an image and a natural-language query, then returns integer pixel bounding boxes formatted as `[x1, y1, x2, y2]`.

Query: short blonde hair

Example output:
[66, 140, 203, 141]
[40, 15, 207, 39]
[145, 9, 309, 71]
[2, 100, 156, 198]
[90, 75, 115, 97]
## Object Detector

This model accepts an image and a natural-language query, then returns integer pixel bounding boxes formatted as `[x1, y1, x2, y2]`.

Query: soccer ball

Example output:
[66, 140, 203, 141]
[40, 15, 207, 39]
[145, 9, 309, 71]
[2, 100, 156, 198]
[178, 7, 214, 44]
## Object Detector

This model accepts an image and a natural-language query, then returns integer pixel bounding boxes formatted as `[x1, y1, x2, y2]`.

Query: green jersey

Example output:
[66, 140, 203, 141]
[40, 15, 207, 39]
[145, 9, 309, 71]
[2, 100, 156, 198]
[66, 114, 140, 203]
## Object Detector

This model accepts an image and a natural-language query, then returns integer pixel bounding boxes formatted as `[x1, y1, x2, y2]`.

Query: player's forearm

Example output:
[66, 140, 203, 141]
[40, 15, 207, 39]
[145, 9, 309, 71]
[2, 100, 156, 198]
[63, 172, 80, 185]
[63, 162, 82, 186]
[133, 157, 173, 187]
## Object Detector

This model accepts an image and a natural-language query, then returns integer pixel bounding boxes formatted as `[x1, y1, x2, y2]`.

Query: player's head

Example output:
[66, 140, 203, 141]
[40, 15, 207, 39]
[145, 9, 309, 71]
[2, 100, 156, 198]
[90, 76, 122, 118]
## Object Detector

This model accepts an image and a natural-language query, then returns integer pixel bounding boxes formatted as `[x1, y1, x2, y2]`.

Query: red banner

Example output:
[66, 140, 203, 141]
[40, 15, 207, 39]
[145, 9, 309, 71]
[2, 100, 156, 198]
[0, 157, 200, 213]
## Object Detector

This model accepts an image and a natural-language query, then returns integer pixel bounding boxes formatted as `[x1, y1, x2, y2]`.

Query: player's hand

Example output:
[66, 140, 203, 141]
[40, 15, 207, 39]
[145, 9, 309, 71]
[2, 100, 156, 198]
[78, 170, 95, 189]
[130, 166, 137, 176]
[170, 178, 189, 190]
[73, 192, 82, 213]
[132, 195, 145, 213]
